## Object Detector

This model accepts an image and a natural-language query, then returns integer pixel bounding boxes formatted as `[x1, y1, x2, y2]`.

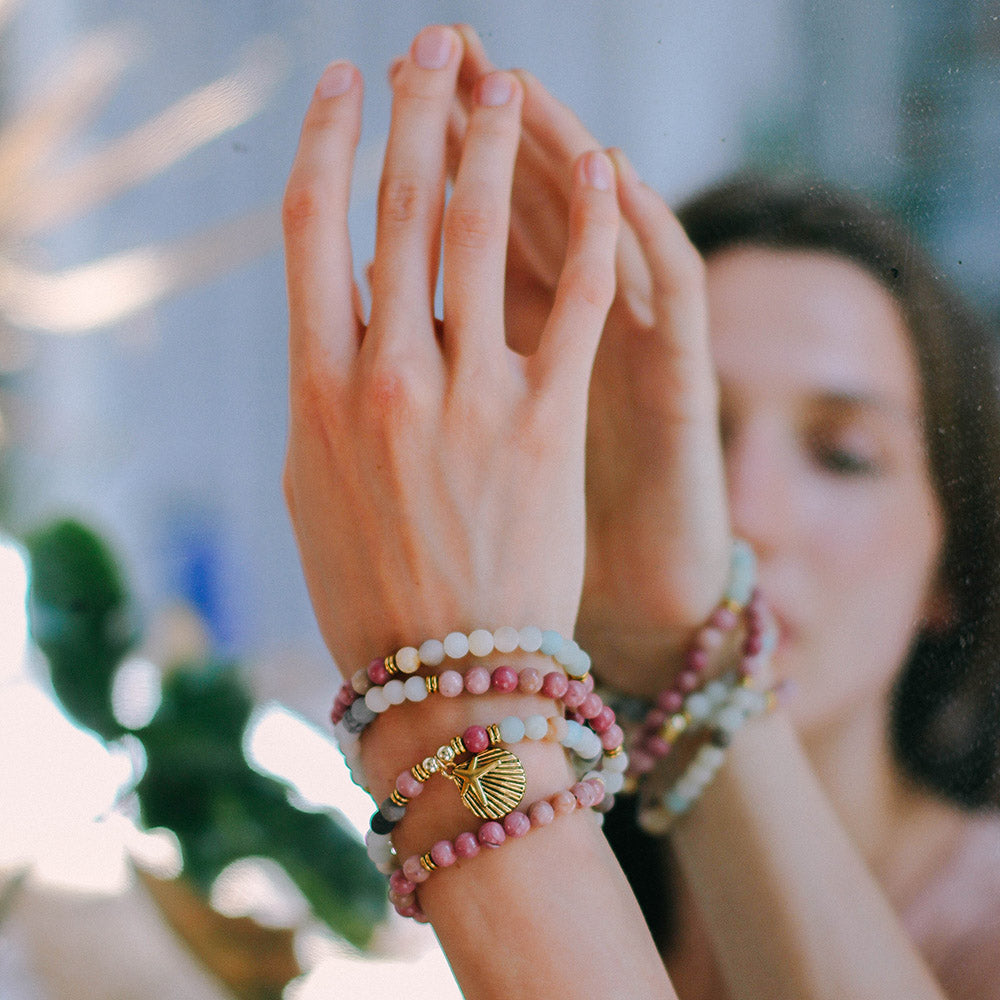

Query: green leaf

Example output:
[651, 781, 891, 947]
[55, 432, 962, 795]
[23, 519, 138, 739]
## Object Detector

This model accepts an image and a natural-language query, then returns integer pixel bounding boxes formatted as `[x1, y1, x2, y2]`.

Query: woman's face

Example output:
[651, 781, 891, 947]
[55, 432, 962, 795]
[707, 247, 945, 737]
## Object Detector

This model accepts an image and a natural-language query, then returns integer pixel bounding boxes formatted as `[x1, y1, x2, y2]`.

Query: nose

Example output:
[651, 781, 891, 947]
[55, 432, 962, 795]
[724, 420, 794, 561]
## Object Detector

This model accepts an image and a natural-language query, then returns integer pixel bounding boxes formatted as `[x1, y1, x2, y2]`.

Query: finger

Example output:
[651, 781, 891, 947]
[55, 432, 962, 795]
[445, 99, 467, 185]
[515, 69, 596, 183]
[609, 149, 709, 356]
[441, 70, 523, 363]
[532, 150, 619, 391]
[367, 25, 462, 343]
[454, 23, 497, 113]
[283, 61, 364, 368]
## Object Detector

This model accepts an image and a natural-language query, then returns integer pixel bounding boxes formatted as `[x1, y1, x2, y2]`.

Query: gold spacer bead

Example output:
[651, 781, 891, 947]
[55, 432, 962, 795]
[419, 853, 438, 873]
[486, 724, 502, 746]
[739, 674, 756, 688]
[662, 713, 689, 744]
[389, 789, 409, 807]
[425, 675, 439, 694]
[412, 763, 432, 783]
[723, 598, 743, 616]
[605, 745, 624, 758]
[622, 774, 639, 796]
[384, 654, 399, 676]
[449, 735, 466, 757]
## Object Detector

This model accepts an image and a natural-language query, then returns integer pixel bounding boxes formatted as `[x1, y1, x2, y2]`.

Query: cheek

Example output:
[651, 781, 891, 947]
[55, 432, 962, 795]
[789, 477, 942, 723]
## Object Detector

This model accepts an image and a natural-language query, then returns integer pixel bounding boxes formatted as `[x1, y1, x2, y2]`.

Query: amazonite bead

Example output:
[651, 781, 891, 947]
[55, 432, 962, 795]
[365, 687, 390, 713]
[554, 639, 581, 666]
[499, 716, 526, 744]
[419, 638, 445, 666]
[601, 771, 625, 795]
[727, 539, 756, 605]
[493, 626, 520, 653]
[539, 630, 563, 655]
[383, 679, 405, 705]
[716, 705, 745, 733]
[468, 629, 494, 656]
[518, 626, 543, 652]
[443, 631, 470, 659]
[562, 719, 584, 750]
[403, 676, 428, 702]
[603, 751, 629, 773]
[577, 730, 603, 761]
[685, 692, 711, 722]
[703, 680, 729, 706]
[523, 715, 549, 740]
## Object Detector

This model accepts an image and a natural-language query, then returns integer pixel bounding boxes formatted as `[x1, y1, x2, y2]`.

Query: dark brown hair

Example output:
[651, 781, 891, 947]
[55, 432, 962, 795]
[605, 173, 1000, 947]
[677, 173, 1000, 808]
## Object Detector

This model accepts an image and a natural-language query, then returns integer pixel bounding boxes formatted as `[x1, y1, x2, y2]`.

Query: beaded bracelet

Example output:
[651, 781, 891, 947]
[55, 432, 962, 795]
[334, 626, 591, 726]
[627, 587, 777, 779]
[392, 626, 591, 679]
[382, 776, 607, 921]
[332, 661, 595, 730]
[636, 680, 782, 835]
[367, 713, 627, 845]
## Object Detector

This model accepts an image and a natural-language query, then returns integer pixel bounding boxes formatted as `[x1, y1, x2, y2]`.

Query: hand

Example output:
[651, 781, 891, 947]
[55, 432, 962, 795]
[282, 26, 620, 678]
[452, 28, 731, 695]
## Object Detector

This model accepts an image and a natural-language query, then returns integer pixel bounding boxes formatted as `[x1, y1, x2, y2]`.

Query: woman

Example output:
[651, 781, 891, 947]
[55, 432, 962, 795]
[283, 23, 1000, 998]
[449, 27, 1000, 997]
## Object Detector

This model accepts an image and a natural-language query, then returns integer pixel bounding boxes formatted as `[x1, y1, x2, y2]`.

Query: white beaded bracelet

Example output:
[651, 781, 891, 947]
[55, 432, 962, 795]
[636, 681, 777, 835]
[379, 626, 591, 683]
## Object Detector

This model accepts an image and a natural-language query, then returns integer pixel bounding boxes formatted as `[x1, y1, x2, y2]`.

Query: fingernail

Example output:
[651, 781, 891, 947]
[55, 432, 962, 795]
[413, 25, 454, 69]
[317, 61, 354, 99]
[477, 71, 514, 107]
[609, 147, 637, 186]
[583, 150, 613, 191]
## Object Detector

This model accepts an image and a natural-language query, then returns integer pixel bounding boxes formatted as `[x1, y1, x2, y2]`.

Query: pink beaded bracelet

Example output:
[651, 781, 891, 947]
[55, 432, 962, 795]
[385, 776, 607, 921]
[626, 588, 777, 779]
[332, 662, 596, 729]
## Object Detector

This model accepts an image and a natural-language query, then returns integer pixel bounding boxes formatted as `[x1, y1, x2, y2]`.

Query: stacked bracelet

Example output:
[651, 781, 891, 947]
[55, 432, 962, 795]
[627, 582, 776, 778]
[331, 627, 614, 921]
[637, 680, 782, 834]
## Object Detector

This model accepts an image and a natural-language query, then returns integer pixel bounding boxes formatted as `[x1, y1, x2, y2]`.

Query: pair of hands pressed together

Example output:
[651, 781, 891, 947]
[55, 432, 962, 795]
[283, 24, 730, 705]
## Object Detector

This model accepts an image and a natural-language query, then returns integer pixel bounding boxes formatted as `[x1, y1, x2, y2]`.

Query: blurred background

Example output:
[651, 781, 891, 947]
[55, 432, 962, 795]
[0, 0, 996, 997]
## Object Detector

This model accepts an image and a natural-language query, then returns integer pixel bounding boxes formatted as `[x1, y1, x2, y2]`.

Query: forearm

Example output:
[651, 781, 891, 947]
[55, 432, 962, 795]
[670, 712, 945, 1000]
[360, 664, 676, 1000]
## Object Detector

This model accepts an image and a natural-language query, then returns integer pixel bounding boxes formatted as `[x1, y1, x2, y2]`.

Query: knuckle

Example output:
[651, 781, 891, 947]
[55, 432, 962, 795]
[443, 203, 500, 251]
[362, 357, 432, 429]
[377, 174, 426, 227]
[282, 182, 325, 236]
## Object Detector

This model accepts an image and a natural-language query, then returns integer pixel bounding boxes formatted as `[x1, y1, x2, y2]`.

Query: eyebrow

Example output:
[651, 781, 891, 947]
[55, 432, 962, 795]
[811, 390, 923, 427]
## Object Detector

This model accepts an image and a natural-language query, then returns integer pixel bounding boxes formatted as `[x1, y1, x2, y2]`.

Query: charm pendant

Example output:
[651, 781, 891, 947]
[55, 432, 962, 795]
[445, 746, 527, 819]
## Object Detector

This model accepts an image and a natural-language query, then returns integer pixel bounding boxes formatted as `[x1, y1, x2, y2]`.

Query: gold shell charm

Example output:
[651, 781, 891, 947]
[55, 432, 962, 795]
[445, 746, 527, 819]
